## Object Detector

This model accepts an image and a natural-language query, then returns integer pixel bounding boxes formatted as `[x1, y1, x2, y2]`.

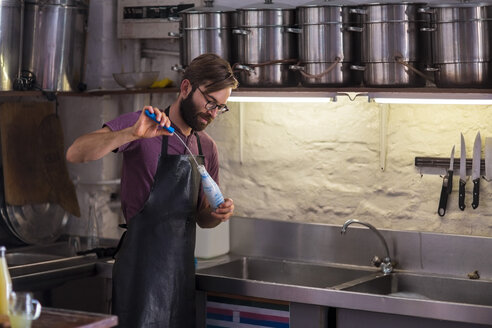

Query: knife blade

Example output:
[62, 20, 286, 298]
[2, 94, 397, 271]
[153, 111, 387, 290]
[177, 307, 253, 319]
[438, 145, 454, 216]
[459, 133, 466, 211]
[471, 132, 481, 209]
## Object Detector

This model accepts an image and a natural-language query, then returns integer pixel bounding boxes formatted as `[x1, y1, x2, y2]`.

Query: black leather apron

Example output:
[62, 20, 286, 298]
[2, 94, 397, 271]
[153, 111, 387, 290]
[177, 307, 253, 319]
[112, 119, 204, 328]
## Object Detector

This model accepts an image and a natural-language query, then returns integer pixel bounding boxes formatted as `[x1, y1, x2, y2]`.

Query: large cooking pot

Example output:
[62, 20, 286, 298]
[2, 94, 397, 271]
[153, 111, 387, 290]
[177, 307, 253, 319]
[233, 0, 297, 64]
[22, 0, 88, 91]
[171, 1, 235, 69]
[353, 2, 429, 87]
[295, 0, 361, 64]
[421, 3, 492, 87]
[233, 0, 298, 86]
[290, 0, 362, 86]
[0, 0, 23, 91]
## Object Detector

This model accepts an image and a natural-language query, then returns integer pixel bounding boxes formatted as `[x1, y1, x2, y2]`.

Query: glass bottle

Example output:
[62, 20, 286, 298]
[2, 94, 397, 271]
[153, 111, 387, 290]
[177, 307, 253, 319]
[87, 193, 100, 250]
[0, 246, 12, 316]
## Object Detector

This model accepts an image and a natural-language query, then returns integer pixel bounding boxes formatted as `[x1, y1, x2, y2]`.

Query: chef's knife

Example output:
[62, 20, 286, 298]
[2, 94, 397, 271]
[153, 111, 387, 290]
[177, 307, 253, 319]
[459, 133, 466, 211]
[471, 132, 481, 209]
[438, 145, 454, 216]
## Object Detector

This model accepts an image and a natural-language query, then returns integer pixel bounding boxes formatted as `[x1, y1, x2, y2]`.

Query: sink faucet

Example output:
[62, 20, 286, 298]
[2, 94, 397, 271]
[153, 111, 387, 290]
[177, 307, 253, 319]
[341, 219, 393, 275]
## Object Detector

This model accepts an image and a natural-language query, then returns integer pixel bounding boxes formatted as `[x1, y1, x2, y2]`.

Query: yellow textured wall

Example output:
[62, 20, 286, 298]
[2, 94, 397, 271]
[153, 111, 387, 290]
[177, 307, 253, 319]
[206, 97, 492, 237]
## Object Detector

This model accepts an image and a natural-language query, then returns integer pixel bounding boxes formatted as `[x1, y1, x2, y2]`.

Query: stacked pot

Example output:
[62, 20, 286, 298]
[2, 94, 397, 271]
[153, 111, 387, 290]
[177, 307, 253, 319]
[0, 0, 23, 90]
[351, 2, 430, 87]
[290, 0, 363, 87]
[233, 0, 298, 87]
[171, 0, 235, 71]
[422, 2, 492, 88]
[23, 0, 88, 91]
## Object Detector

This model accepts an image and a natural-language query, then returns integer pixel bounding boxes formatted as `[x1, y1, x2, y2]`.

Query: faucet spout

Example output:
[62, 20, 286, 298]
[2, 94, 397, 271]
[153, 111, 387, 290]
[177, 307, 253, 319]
[341, 219, 393, 274]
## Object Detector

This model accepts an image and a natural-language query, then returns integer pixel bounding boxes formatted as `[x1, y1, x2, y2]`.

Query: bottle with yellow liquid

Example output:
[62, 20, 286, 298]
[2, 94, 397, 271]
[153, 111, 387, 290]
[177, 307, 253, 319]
[0, 246, 12, 316]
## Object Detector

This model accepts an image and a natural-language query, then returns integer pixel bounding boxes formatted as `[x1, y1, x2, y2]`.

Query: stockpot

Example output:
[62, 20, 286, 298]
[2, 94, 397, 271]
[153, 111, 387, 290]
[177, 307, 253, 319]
[289, 0, 362, 86]
[0, 0, 23, 91]
[233, 0, 298, 86]
[22, 0, 88, 91]
[233, 0, 297, 64]
[170, 1, 235, 69]
[421, 3, 492, 87]
[295, 0, 361, 63]
[352, 2, 429, 87]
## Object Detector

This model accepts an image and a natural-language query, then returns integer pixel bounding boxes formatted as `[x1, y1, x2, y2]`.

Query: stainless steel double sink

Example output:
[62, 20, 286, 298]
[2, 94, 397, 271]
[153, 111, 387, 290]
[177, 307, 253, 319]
[197, 257, 492, 307]
[5, 242, 99, 291]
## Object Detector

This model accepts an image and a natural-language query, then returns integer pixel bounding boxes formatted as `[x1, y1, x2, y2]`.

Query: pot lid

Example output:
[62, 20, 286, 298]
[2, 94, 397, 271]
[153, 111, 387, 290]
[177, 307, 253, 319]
[427, 2, 492, 8]
[25, 0, 88, 6]
[297, 0, 357, 7]
[363, 1, 426, 5]
[180, 0, 235, 13]
[240, 0, 295, 11]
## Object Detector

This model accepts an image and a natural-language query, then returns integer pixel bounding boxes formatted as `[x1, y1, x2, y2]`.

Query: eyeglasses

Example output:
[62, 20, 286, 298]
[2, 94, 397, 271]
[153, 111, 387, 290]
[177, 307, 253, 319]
[197, 87, 229, 114]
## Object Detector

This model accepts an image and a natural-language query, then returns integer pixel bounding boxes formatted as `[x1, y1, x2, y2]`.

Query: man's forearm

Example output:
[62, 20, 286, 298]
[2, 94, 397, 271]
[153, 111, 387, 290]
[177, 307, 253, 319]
[66, 127, 137, 163]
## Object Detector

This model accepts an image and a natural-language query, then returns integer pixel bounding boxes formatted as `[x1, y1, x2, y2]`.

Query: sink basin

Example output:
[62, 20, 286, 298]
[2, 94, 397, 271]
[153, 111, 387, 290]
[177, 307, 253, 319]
[6, 252, 64, 267]
[197, 257, 376, 288]
[343, 272, 492, 306]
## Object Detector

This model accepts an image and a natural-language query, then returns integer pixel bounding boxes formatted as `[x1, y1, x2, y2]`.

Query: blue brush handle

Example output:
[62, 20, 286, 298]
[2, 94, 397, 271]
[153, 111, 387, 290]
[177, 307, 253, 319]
[144, 109, 175, 133]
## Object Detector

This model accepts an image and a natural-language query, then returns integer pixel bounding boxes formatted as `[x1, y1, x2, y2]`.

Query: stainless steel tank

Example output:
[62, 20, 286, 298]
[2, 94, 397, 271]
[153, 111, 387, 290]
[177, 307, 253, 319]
[290, 0, 362, 86]
[233, 0, 298, 87]
[353, 2, 429, 87]
[22, 0, 88, 91]
[0, 0, 23, 90]
[174, 0, 235, 69]
[422, 2, 492, 88]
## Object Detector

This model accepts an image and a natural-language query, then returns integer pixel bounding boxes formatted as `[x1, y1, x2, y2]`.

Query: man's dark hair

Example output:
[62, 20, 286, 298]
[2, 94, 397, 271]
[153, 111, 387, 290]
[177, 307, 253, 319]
[182, 53, 238, 93]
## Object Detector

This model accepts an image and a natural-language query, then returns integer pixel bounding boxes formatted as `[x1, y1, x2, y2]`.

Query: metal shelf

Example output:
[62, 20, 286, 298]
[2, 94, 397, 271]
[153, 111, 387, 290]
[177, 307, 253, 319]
[1, 87, 492, 99]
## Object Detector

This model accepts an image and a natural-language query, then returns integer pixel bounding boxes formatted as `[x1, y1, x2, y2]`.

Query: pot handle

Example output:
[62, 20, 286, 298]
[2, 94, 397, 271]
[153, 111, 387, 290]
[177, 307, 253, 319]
[285, 27, 302, 34]
[349, 8, 367, 15]
[420, 27, 436, 32]
[168, 16, 182, 22]
[350, 65, 366, 71]
[425, 66, 440, 72]
[171, 64, 185, 73]
[289, 65, 305, 71]
[233, 29, 250, 35]
[292, 59, 341, 79]
[168, 32, 182, 38]
[233, 64, 256, 75]
[395, 56, 436, 85]
[344, 26, 363, 33]
[418, 7, 434, 15]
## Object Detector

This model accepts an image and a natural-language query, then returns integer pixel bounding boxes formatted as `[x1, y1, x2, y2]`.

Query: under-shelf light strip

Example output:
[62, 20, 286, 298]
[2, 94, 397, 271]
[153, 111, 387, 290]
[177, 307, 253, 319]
[372, 98, 492, 105]
[228, 96, 333, 103]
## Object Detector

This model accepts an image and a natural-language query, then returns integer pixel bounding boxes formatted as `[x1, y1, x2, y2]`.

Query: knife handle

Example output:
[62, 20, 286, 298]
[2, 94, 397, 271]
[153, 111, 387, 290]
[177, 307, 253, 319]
[472, 178, 480, 209]
[438, 176, 449, 217]
[459, 180, 466, 211]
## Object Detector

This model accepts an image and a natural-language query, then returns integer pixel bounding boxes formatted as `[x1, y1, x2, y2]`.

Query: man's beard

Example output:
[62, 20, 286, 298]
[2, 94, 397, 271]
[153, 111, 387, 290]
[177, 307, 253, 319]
[179, 91, 212, 132]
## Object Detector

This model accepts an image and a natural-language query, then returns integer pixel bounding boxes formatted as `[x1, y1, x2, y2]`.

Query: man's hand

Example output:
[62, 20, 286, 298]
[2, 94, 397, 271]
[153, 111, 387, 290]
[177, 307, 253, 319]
[133, 106, 173, 139]
[212, 198, 234, 222]
[197, 198, 234, 228]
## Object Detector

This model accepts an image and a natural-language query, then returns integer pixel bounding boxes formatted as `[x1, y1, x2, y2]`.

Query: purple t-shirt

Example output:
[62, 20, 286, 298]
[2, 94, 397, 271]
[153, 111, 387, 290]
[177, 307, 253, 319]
[104, 110, 220, 221]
